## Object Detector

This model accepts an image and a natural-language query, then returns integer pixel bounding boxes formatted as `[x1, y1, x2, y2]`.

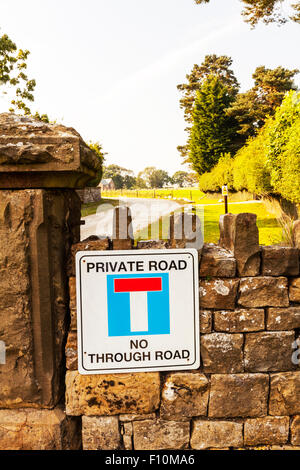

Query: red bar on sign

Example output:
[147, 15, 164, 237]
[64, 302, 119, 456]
[114, 277, 162, 293]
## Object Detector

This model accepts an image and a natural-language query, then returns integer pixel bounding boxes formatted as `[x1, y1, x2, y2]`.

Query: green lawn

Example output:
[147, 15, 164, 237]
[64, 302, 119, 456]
[81, 198, 119, 217]
[135, 202, 283, 246]
[203, 202, 282, 245]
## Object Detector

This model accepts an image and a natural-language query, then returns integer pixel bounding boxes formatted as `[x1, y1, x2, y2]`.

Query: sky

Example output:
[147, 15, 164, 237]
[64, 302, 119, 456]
[1, 0, 299, 175]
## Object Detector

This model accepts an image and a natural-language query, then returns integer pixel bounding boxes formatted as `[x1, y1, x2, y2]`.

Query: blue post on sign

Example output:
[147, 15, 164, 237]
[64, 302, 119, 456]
[106, 273, 170, 337]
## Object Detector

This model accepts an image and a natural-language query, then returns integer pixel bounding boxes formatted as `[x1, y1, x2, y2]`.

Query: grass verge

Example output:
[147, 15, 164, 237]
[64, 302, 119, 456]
[81, 198, 120, 217]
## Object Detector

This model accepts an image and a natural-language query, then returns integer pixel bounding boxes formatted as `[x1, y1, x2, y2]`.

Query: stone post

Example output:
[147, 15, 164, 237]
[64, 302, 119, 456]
[219, 212, 261, 276]
[0, 114, 100, 449]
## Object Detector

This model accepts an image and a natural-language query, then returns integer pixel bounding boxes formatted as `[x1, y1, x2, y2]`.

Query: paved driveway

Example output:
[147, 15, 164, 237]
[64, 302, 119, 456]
[80, 197, 180, 240]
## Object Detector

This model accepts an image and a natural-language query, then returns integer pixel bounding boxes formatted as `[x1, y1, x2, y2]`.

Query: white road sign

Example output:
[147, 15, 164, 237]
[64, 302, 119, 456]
[76, 249, 200, 374]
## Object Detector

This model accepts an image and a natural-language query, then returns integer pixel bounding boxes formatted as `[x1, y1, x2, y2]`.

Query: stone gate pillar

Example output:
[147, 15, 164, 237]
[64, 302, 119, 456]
[0, 113, 100, 449]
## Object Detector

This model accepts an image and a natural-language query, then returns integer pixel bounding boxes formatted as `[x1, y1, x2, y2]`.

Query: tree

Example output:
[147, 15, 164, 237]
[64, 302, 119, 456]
[227, 66, 299, 139]
[103, 164, 134, 189]
[194, 0, 300, 26]
[135, 175, 147, 189]
[172, 171, 198, 187]
[177, 55, 240, 160]
[123, 174, 137, 189]
[177, 55, 239, 125]
[188, 75, 238, 175]
[138, 167, 170, 188]
[0, 33, 36, 115]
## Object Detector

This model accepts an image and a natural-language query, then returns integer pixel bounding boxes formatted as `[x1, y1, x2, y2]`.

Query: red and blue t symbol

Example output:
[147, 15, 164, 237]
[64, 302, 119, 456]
[106, 273, 170, 337]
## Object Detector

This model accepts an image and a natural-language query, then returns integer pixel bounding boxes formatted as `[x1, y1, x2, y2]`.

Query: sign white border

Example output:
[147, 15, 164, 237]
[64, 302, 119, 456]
[76, 249, 200, 374]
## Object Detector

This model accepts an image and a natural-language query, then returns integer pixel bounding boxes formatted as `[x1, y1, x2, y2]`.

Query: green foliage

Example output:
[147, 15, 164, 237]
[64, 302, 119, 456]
[188, 75, 238, 174]
[194, 0, 300, 25]
[171, 171, 198, 187]
[34, 111, 50, 123]
[87, 141, 106, 186]
[103, 164, 140, 189]
[198, 153, 234, 192]
[233, 131, 272, 195]
[197, 91, 300, 203]
[138, 167, 170, 188]
[227, 66, 298, 139]
[0, 33, 36, 114]
[266, 90, 300, 202]
[177, 54, 239, 124]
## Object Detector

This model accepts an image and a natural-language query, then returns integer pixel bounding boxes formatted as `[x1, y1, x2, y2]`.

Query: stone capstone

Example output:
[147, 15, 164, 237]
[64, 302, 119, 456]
[0, 113, 102, 188]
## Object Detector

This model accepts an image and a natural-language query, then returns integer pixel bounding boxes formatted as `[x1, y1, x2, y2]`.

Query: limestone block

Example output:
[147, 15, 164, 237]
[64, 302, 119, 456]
[244, 331, 295, 372]
[244, 416, 289, 446]
[191, 420, 243, 449]
[269, 372, 300, 416]
[219, 213, 260, 276]
[267, 307, 300, 330]
[238, 277, 289, 308]
[0, 189, 80, 408]
[133, 419, 190, 450]
[160, 373, 209, 420]
[214, 309, 265, 332]
[291, 415, 300, 446]
[209, 374, 269, 418]
[262, 246, 299, 276]
[121, 421, 133, 450]
[65, 371, 160, 416]
[69, 277, 77, 330]
[0, 113, 101, 188]
[199, 244, 236, 277]
[0, 408, 81, 450]
[65, 331, 78, 370]
[119, 413, 156, 422]
[200, 310, 213, 333]
[289, 278, 300, 302]
[137, 240, 170, 250]
[82, 416, 121, 450]
[199, 278, 239, 310]
[201, 333, 244, 373]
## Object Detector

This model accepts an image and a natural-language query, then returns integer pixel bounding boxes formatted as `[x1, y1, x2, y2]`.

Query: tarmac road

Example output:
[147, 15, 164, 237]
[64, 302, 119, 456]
[80, 197, 181, 240]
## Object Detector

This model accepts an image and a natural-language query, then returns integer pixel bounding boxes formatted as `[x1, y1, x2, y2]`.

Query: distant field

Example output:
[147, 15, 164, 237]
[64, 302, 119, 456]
[102, 188, 208, 203]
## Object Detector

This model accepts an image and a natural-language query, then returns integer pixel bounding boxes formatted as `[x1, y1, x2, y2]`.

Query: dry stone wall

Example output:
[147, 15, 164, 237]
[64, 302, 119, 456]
[65, 211, 300, 450]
